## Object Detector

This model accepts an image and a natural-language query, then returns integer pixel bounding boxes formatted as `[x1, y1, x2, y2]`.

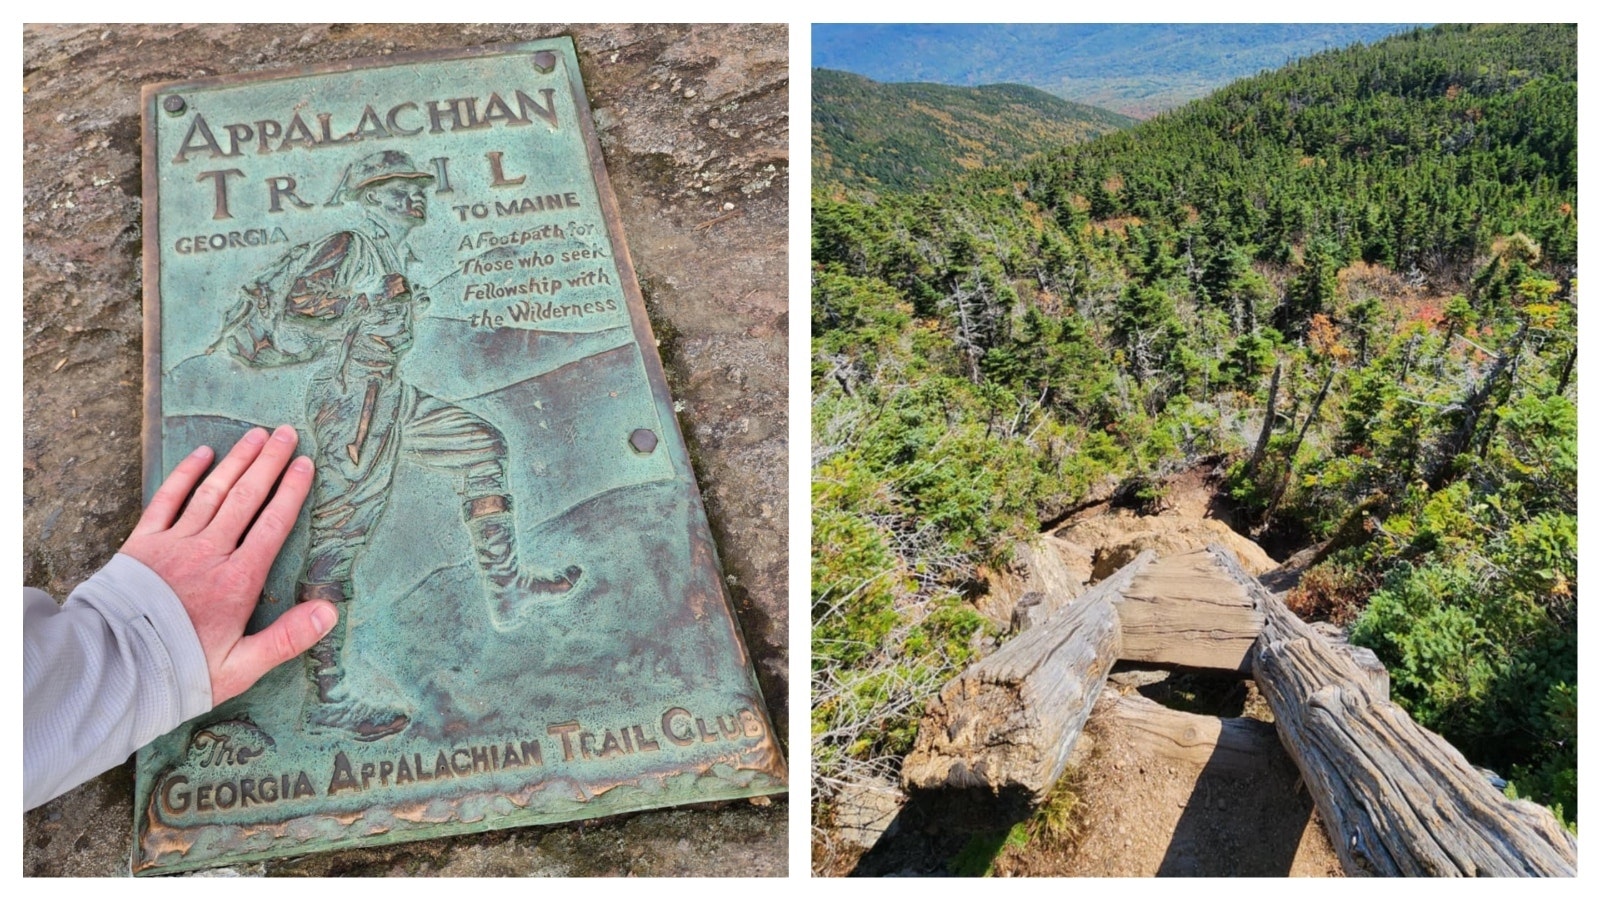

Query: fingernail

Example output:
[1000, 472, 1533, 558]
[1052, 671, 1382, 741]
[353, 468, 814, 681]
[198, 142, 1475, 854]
[188, 445, 213, 459]
[243, 427, 268, 445]
[292, 456, 313, 473]
[311, 603, 337, 634]
[273, 424, 297, 443]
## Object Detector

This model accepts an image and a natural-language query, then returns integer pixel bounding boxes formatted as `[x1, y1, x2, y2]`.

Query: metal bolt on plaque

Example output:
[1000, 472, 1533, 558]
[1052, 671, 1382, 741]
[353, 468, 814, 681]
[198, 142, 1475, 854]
[630, 428, 659, 454]
[132, 37, 785, 874]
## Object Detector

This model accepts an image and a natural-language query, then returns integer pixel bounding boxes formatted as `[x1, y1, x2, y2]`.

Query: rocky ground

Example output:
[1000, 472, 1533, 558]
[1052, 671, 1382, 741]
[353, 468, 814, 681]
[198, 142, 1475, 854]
[23, 23, 788, 877]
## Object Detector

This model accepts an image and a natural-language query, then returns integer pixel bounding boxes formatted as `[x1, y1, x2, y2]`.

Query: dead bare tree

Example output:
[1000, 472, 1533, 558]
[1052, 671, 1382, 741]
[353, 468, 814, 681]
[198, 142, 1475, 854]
[1426, 318, 1528, 490]
[1246, 359, 1283, 480]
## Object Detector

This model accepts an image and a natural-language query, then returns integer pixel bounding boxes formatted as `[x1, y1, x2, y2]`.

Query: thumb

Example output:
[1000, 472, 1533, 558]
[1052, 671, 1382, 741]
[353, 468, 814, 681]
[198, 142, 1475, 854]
[214, 601, 337, 705]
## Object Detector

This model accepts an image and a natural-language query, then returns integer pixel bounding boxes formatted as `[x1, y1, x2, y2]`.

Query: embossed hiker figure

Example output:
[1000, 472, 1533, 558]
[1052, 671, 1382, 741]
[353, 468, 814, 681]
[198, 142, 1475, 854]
[212, 149, 583, 740]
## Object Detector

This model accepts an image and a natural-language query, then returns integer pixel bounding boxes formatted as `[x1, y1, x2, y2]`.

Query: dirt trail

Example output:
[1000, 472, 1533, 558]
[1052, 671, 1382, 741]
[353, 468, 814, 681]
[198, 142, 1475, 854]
[848, 665, 1344, 878]
[994, 676, 1343, 877]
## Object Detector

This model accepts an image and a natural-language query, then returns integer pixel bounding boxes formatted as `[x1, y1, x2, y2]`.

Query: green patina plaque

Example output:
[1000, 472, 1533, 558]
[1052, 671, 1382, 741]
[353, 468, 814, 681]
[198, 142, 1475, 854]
[132, 39, 785, 874]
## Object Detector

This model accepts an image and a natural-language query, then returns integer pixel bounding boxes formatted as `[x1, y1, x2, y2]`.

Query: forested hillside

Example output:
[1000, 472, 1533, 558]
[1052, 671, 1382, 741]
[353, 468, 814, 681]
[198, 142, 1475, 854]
[812, 22, 1577, 839]
[814, 68, 1135, 192]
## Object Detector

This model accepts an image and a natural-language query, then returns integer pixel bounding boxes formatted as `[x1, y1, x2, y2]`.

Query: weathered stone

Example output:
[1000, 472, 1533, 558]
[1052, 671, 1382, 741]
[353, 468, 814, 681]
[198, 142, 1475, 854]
[831, 778, 905, 851]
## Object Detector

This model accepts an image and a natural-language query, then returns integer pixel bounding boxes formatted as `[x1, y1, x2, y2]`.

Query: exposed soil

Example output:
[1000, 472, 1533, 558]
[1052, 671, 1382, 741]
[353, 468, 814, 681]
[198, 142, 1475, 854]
[992, 674, 1343, 877]
[1029, 473, 1342, 877]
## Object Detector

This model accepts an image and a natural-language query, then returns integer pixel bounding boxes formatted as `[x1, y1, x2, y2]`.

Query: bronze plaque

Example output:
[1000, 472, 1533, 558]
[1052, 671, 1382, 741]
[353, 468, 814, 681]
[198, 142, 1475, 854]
[133, 38, 785, 874]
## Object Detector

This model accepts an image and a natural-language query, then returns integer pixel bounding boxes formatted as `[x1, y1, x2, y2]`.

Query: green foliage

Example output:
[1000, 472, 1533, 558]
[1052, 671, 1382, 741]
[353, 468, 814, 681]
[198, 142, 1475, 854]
[812, 23, 1577, 830]
[1352, 555, 1576, 820]
[948, 824, 1031, 877]
[1030, 776, 1085, 842]
[1344, 378, 1576, 818]
[1280, 238, 1342, 335]
[1506, 681, 1577, 834]
[811, 505, 905, 669]
[1350, 563, 1495, 730]
[1018, 23, 1575, 274]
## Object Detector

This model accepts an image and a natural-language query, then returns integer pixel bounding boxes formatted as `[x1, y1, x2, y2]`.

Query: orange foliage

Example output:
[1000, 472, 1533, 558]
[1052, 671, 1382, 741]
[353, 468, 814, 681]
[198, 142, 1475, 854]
[1308, 314, 1354, 364]
[1093, 215, 1143, 237]
[1285, 564, 1375, 626]
[1411, 297, 1445, 326]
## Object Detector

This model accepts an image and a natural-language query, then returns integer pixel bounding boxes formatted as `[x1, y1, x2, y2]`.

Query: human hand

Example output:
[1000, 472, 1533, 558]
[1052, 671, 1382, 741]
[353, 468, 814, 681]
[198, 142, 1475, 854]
[120, 425, 335, 706]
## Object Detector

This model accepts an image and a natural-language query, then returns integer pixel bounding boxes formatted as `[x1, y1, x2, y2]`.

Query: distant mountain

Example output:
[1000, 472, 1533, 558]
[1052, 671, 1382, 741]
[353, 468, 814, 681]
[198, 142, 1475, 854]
[813, 68, 1136, 193]
[813, 24, 1421, 117]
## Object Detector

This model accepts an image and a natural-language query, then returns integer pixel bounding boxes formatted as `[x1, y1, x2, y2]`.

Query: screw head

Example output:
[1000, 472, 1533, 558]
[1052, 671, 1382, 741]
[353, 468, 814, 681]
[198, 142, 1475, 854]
[162, 94, 186, 114]
[629, 428, 658, 454]
[532, 50, 558, 73]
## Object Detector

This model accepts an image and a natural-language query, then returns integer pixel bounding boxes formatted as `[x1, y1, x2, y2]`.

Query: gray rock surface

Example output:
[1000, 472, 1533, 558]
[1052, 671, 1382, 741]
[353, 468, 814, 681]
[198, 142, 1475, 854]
[23, 23, 788, 877]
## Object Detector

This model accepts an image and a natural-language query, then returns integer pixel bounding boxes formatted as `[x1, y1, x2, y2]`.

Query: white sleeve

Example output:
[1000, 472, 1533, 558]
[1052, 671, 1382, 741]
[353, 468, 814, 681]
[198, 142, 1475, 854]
[23, 554, 213, 810]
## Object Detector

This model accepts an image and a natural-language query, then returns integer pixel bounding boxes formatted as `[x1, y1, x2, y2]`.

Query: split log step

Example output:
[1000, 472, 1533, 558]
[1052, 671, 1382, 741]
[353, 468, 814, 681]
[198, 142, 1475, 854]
[901, 539, 1576, 876]
[1115, 548, 1262, 671]
[1096, 691, 1279, 773]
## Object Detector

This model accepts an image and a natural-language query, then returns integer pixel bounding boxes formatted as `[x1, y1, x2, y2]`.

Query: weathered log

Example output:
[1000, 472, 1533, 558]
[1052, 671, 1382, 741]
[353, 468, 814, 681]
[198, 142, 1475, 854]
[1311, 621, 1390, 700]
[1096, 691, 1280, 773]
[1217, 544, 1577, 876]
[1114, 548, 1262, 671]
[901, 552, 1155, 808]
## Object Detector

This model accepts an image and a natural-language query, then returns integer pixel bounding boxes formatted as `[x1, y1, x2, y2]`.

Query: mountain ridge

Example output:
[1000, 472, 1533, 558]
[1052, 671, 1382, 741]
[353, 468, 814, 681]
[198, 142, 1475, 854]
[813, 68, 1136, 193]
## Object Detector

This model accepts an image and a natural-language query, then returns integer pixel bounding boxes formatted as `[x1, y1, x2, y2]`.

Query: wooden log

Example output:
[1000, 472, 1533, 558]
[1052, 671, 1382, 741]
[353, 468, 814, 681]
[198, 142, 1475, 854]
[1096, 691, 1280, 774]
[1217, 544, 1578, 876]
[1311, 621, 1390, 700]
[901, 551, 1155, 809]
[1114, 548, 1262, 671]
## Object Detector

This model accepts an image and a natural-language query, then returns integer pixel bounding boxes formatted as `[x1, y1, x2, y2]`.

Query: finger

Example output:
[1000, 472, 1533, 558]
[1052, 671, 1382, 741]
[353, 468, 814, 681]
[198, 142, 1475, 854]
[172, 427, 269, 535]
[234, 454, 315, 568]
[207, 425, 301, 545]
[134, 445, 215, 535]
[214, 601, 337, 705]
